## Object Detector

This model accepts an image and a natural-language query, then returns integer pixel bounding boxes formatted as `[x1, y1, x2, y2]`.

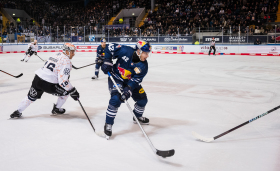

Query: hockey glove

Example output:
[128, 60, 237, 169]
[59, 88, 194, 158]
[101, 60, 113, 74]
[27, 47, 32, 54]
[68, 87, 80, 101]
[95, 57, 103, 64]
[120, 86, 132, 102]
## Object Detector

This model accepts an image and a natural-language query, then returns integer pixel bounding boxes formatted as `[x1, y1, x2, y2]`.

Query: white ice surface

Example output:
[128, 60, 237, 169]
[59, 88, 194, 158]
[1, 52, 280, 171]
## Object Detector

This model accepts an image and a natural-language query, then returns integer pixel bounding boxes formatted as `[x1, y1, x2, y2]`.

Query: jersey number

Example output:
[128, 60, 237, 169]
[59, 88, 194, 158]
[108, 43, 114, 51]
[61, 81, 68, 87]
[122, 56, 129, 62]
[44, 62, 56, 72]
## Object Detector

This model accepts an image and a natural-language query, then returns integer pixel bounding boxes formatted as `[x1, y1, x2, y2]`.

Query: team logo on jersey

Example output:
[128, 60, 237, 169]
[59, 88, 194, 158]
[139, 88, 145, 94]
[29, 87, 37, 97]
[118, 64, 131, 79]
[134, 67, 141, 74]
[64, 68, 70, 75]
[111, 83, 123, 92]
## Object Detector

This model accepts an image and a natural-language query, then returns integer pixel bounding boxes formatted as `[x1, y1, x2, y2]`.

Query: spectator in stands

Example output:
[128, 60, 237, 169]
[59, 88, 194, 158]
[254, 38, 261, 45]
[270, 36, 275, 43]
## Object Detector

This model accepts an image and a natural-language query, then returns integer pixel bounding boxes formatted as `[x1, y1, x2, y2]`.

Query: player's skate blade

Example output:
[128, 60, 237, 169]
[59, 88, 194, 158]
[96, 131, 110, 140]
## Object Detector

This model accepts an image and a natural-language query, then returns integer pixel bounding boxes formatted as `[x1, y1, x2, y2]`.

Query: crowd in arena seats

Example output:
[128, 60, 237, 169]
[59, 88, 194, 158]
[0, 0, 151, 37]
[0, 0, 279, 40]
[142, 0, 280, 36]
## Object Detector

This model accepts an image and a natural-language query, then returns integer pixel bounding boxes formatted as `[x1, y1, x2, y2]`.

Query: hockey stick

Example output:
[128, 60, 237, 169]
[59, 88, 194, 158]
[192, 105, 280, 143]
[0, 70, 23, 78]
[36, 55, 46, 62]
[108, 72, 175, 158]
[72, 63, 96, 70]
[77, 99, 96, 132]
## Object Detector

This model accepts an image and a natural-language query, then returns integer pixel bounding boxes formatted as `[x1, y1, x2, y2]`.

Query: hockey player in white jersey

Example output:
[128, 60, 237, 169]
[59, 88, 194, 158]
[11, 43, 80, 118]
[209, 37, 216, 56]
[21, 40, 38, 62]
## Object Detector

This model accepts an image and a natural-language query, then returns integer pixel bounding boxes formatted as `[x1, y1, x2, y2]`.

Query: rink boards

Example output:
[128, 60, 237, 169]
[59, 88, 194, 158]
[0, 44, 279, 56]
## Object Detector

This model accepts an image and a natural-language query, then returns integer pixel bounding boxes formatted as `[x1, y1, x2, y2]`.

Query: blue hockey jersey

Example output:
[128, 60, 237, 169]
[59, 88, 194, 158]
[96, 44, 107, 59]
[104, 43, 148, 90]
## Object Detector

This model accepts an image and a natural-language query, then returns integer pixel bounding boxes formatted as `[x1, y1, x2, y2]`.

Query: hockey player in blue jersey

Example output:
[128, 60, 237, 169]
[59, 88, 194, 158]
[101, 40, 151, 139]
[92, 38, 107, 79]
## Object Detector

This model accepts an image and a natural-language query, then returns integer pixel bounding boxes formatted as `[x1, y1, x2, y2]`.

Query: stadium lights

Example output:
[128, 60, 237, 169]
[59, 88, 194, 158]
[13, 13, 15, 16]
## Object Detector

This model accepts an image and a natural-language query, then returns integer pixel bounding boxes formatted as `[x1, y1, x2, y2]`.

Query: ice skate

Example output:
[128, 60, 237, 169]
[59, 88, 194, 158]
[104, 123, 112, 140]
[10, 110, 22, 118]
[51, 104, 66, 115]
[133, 116, 149, 125]
[91, 75, 98, 79]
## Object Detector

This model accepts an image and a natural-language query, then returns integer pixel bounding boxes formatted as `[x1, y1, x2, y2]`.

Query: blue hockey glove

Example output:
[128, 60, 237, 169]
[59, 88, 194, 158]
[120, 86, 132, 101]
[101, 61, 113, 74]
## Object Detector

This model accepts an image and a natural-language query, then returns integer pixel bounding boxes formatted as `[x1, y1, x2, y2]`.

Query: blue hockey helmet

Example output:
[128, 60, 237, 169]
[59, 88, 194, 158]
[100, 38, 106, 43]
[136, 40, 151, 53]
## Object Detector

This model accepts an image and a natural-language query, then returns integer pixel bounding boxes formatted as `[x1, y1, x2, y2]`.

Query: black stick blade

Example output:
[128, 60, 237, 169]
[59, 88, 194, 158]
[15, 73, 23, 78]
[156, 149, 175, 158]
[72, 65, 78, 69]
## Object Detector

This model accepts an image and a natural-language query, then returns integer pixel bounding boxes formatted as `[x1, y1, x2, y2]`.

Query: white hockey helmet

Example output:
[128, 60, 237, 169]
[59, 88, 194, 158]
[63, 43, 76, 57]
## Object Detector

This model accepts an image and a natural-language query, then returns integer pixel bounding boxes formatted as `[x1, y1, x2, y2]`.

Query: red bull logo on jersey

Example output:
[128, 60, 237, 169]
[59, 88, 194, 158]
[118, 64, 131, 79]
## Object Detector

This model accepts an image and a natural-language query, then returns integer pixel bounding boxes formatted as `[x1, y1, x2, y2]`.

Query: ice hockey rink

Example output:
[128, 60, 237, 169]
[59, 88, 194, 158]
[1, 52, 280, 171]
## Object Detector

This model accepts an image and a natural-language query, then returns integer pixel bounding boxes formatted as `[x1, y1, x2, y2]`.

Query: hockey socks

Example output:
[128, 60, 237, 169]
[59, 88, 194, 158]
[22, 54, 28, 61]
[133, 104, 145, 118]
[105, 104, 118, 125]
[56, 95, 69, 109]
[17, 96, 34, 113]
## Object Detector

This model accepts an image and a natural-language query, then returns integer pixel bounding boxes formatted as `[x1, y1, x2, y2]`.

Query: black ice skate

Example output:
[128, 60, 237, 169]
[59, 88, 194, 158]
[10, 110, 22, 118]
[20, 59, 24, 62]
[51, 104, 66, 115]
[91, 75, 98, 79]
[133, 116, 149, 125]
[104, 123, 112, 140]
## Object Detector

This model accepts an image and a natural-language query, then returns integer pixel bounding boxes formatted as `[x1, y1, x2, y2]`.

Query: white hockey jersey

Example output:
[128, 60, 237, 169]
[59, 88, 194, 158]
[35, 52, 73, 91]
[28, 42, 38, 52]
[210, 40, 215, 46]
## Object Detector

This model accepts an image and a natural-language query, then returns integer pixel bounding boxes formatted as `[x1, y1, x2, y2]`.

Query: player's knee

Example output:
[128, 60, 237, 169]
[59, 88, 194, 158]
[109, 94, 122, 107]
[27, 95, 38, 102]
[136, 97, 148, 107]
